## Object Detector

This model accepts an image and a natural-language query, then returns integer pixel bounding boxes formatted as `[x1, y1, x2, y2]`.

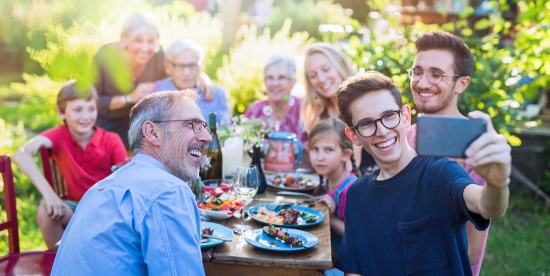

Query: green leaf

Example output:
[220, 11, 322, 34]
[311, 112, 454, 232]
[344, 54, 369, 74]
[474, 19, 490, 30]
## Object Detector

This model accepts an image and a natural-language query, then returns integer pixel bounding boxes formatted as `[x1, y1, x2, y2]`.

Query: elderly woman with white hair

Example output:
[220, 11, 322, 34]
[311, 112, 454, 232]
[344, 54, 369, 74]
[93, 13, 166, 149]
[244, 54, 306, 143]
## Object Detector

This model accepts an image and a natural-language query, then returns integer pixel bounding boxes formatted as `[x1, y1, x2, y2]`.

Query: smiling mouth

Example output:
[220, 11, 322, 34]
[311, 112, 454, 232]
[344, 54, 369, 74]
[418, 92, 437, 97]
[320, 82, 333, 91]
[374, 137, 397, 149]
[189, 149, 202, 158]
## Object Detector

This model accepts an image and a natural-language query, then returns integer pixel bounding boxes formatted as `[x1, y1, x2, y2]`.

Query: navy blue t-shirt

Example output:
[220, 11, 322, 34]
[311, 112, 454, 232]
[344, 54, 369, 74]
[336, 156, 490, 275]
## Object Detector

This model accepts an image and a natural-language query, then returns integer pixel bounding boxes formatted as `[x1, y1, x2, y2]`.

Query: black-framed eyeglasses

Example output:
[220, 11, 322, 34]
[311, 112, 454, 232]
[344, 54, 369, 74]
[168, 61, 201, 71]
[152, 119, 210, 134]
[407, 67, 461, 84]
[351, 110, 402, 138]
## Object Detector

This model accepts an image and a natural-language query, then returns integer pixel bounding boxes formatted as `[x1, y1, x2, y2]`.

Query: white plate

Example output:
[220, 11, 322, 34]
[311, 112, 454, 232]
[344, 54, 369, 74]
[199, 197, 252, 220]
[266, 173, 320, 192]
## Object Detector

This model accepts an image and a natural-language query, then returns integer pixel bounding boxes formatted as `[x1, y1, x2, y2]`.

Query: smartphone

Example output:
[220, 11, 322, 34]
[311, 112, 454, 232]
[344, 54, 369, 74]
[416, 115, 487, 158]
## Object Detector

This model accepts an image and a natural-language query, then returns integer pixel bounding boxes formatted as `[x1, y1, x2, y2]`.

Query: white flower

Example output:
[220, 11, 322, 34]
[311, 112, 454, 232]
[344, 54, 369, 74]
[288, 96, 295, 107]
[262, 105, 273, 116]
[200, 155, 212, 170]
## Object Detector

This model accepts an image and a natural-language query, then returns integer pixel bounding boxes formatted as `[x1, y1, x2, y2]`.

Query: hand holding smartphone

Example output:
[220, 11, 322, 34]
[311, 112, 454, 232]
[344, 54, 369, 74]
[416, 115, 487, 158]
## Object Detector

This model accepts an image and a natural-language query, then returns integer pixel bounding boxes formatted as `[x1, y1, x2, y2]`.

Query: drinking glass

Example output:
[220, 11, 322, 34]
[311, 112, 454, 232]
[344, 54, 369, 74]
[231, 165, 259, 234]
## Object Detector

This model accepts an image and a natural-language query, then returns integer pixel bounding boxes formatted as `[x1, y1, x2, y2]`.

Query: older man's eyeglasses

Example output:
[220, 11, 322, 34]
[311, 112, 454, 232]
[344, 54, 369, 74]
[265, 75, 290, 83]
[407, 67, 461, 84]
[169, 61, 201, 71]
[153, 119, 210, 134]
[351, 110, 402, 138]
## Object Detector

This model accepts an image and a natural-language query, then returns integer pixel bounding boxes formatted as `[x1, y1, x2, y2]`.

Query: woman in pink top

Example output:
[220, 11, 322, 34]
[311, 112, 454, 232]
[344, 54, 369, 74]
[244, 54, 306, 143]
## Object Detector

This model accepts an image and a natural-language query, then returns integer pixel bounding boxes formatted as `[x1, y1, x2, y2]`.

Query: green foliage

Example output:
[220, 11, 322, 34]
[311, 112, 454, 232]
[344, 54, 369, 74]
[218, 115, 273, 147]
[0, 0, 153, 78]
[505, 0, 550, 103]
[346, 3, 536, 146]
[0, 194, 44, 255]
[24, 0, 224, 86]
[216, 20, 311, 115]
[30, 23, 99, 83]
[0, 74, 63, 133]
[0, 103, 48, 208]
[156, 4, 224, 81]
[265, 0, 358, 42]
[0, 118, 45, 254]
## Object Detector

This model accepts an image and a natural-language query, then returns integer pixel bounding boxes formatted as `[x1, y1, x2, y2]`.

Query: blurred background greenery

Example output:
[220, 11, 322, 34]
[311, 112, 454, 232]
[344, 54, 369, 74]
[0, 0, 549, 273]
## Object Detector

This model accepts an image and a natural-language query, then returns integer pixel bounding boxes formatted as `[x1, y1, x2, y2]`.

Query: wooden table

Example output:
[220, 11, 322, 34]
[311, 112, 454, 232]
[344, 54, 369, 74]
[201, 187, 333, 276]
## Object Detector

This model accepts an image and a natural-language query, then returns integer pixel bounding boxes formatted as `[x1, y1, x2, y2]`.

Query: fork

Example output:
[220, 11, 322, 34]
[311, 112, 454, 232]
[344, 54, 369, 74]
[276, 191, 325, 200]
[202, 234, 232, 242]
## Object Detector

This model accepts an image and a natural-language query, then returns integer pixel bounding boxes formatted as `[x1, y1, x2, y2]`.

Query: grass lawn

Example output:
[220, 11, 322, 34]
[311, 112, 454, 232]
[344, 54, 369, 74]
[481, 191, 550, 275]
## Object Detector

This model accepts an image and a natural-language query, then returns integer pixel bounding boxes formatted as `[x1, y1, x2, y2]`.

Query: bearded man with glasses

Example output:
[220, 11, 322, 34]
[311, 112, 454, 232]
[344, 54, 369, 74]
[334, 71, 511, 275]
[406, 31, 490, 276]
[52, 90, 211, 275]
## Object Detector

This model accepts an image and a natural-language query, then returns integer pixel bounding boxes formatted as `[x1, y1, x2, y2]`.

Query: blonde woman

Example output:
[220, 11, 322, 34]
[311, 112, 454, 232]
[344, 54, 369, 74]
[302, 43, 376, 174]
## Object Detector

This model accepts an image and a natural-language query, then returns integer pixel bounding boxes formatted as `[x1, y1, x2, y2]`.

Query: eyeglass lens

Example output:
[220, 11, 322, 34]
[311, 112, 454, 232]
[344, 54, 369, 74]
[190, 119, 210, 134]
[171, 62, 199, 71]
[356, 111, 401, 137]
[408, 68, 445, 84]
[265, 76, 289, 82]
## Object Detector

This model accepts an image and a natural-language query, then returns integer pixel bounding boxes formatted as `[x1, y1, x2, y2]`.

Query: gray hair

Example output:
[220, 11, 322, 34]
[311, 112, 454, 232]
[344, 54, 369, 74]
[128, 89, 199, 155]
[165, 39, 205, 63]
[263, 54, 296, 79]
[121, 13, 160, 39]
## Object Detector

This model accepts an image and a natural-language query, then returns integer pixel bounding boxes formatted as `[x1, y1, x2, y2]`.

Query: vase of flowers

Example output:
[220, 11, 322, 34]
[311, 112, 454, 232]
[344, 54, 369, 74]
[218, 115, 270, 192]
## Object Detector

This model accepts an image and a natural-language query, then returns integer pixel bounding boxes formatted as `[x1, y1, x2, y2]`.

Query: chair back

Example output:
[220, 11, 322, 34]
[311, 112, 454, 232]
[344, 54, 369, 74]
[0, 155, 20, 254]
[39, 146, 67, 199]
[0, 154, 56, 275]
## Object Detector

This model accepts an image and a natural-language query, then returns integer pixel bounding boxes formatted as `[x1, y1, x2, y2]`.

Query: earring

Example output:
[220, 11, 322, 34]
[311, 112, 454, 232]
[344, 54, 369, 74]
[313, 92, 318, 100]
[154, 134, 158, 138]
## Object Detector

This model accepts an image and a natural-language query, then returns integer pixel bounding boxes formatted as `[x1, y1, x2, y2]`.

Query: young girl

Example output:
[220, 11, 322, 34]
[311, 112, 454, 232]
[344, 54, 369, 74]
[308, 118, 359, 260]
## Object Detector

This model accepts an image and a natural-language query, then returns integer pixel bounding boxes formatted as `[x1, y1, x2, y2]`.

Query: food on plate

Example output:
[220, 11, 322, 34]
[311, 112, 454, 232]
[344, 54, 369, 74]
[252, 206, 317, 225]
[197, 196, 243, 215]
[202, 227, 214, 235]
[270, 174, 315, 189]
[280, 208, 300, 224]
[263, 224, 304, 247]
[202, 182, 232, 197]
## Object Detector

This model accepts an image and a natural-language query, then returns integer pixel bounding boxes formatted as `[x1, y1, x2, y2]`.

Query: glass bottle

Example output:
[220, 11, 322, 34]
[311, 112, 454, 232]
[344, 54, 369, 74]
[200, 113, 223, 180]
[252, 144, 267, 194]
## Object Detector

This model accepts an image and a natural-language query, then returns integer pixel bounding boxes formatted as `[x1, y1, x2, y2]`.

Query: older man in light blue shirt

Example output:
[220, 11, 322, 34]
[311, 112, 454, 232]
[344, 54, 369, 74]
[52, 90, 212, 275]
[154, 39, 231, 126]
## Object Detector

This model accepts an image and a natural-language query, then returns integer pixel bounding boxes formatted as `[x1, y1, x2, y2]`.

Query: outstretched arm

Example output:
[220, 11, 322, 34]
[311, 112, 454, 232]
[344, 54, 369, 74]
[463, 111, 511, 219]
[13, 135, 67, 220]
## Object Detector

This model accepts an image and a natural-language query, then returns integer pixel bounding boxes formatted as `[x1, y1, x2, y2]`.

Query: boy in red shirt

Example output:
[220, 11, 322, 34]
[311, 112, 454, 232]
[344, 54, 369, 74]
[14, 80, 127, 250]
